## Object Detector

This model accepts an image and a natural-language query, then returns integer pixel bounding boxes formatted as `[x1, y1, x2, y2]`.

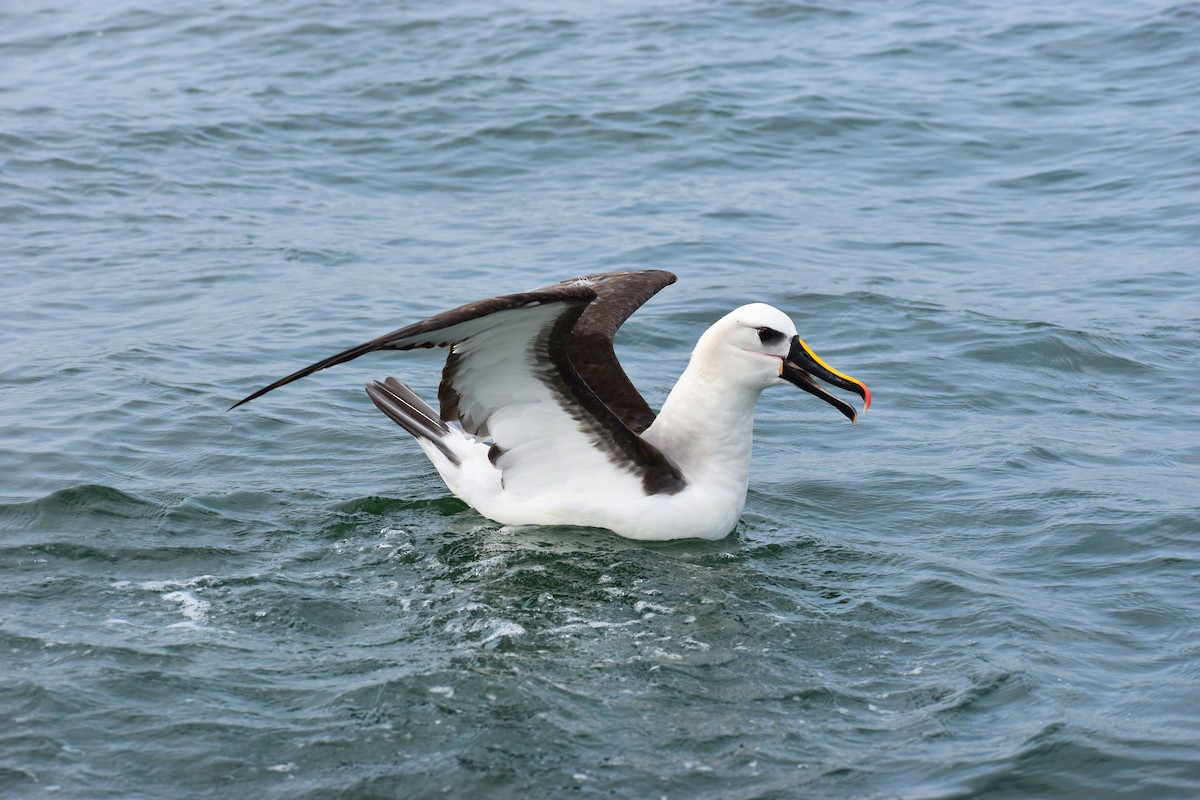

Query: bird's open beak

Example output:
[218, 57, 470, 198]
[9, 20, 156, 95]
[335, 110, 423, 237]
[780, 335, 871, 423]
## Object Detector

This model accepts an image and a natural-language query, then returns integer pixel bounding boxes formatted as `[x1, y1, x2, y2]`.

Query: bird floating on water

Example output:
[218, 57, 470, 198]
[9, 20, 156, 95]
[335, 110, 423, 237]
[232, 271, 870, 540]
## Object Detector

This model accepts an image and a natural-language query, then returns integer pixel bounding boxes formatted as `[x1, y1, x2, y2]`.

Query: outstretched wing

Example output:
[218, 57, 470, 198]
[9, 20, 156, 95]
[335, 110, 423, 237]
[535, 270, 676, 434]
[231, 271, 685, 495]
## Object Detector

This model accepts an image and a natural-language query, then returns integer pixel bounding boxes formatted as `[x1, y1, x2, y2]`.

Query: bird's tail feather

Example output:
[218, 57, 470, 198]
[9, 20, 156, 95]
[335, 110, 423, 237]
[365, 377, 461, 466]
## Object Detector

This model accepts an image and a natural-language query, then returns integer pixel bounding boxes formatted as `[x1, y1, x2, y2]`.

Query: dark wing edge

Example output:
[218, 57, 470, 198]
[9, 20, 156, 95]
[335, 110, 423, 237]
[228, 285, 597, 411]
[549, 312, 686, 495]
[438, 288, 684, 496]
[541, 270, 676, 434]
[228, 270, 685, 495]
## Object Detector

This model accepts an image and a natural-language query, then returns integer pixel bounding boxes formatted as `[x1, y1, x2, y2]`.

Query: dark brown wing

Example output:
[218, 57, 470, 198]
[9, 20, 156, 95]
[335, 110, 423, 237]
[535, 270, 676, 434]
[229, 272, 686, 495]
[228, 286, 598, 410]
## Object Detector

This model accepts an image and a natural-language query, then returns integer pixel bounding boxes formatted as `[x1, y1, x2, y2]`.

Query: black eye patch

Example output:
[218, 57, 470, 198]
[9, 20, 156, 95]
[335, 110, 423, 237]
[757, 327, 785, 345]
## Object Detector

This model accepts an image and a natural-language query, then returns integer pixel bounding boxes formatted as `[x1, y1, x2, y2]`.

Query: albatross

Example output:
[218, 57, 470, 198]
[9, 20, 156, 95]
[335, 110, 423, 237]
[231, 270, 869, 541]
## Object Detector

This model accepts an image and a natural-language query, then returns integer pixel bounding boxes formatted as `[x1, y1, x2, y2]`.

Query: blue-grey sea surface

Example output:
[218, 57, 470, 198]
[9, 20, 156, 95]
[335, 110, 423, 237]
[2, 0, 1198, 797]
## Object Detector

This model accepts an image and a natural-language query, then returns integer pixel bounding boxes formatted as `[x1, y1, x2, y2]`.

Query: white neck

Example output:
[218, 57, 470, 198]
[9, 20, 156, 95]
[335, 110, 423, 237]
[642, 354, 764, 491]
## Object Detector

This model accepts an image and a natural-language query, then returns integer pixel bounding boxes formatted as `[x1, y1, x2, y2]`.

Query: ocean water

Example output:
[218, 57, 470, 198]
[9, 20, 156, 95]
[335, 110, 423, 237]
[2, 0, 1198, 797]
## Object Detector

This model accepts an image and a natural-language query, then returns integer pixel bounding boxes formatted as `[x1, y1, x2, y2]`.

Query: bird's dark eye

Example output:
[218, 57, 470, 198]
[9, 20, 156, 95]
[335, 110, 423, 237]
[757, 327, 784, 345]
